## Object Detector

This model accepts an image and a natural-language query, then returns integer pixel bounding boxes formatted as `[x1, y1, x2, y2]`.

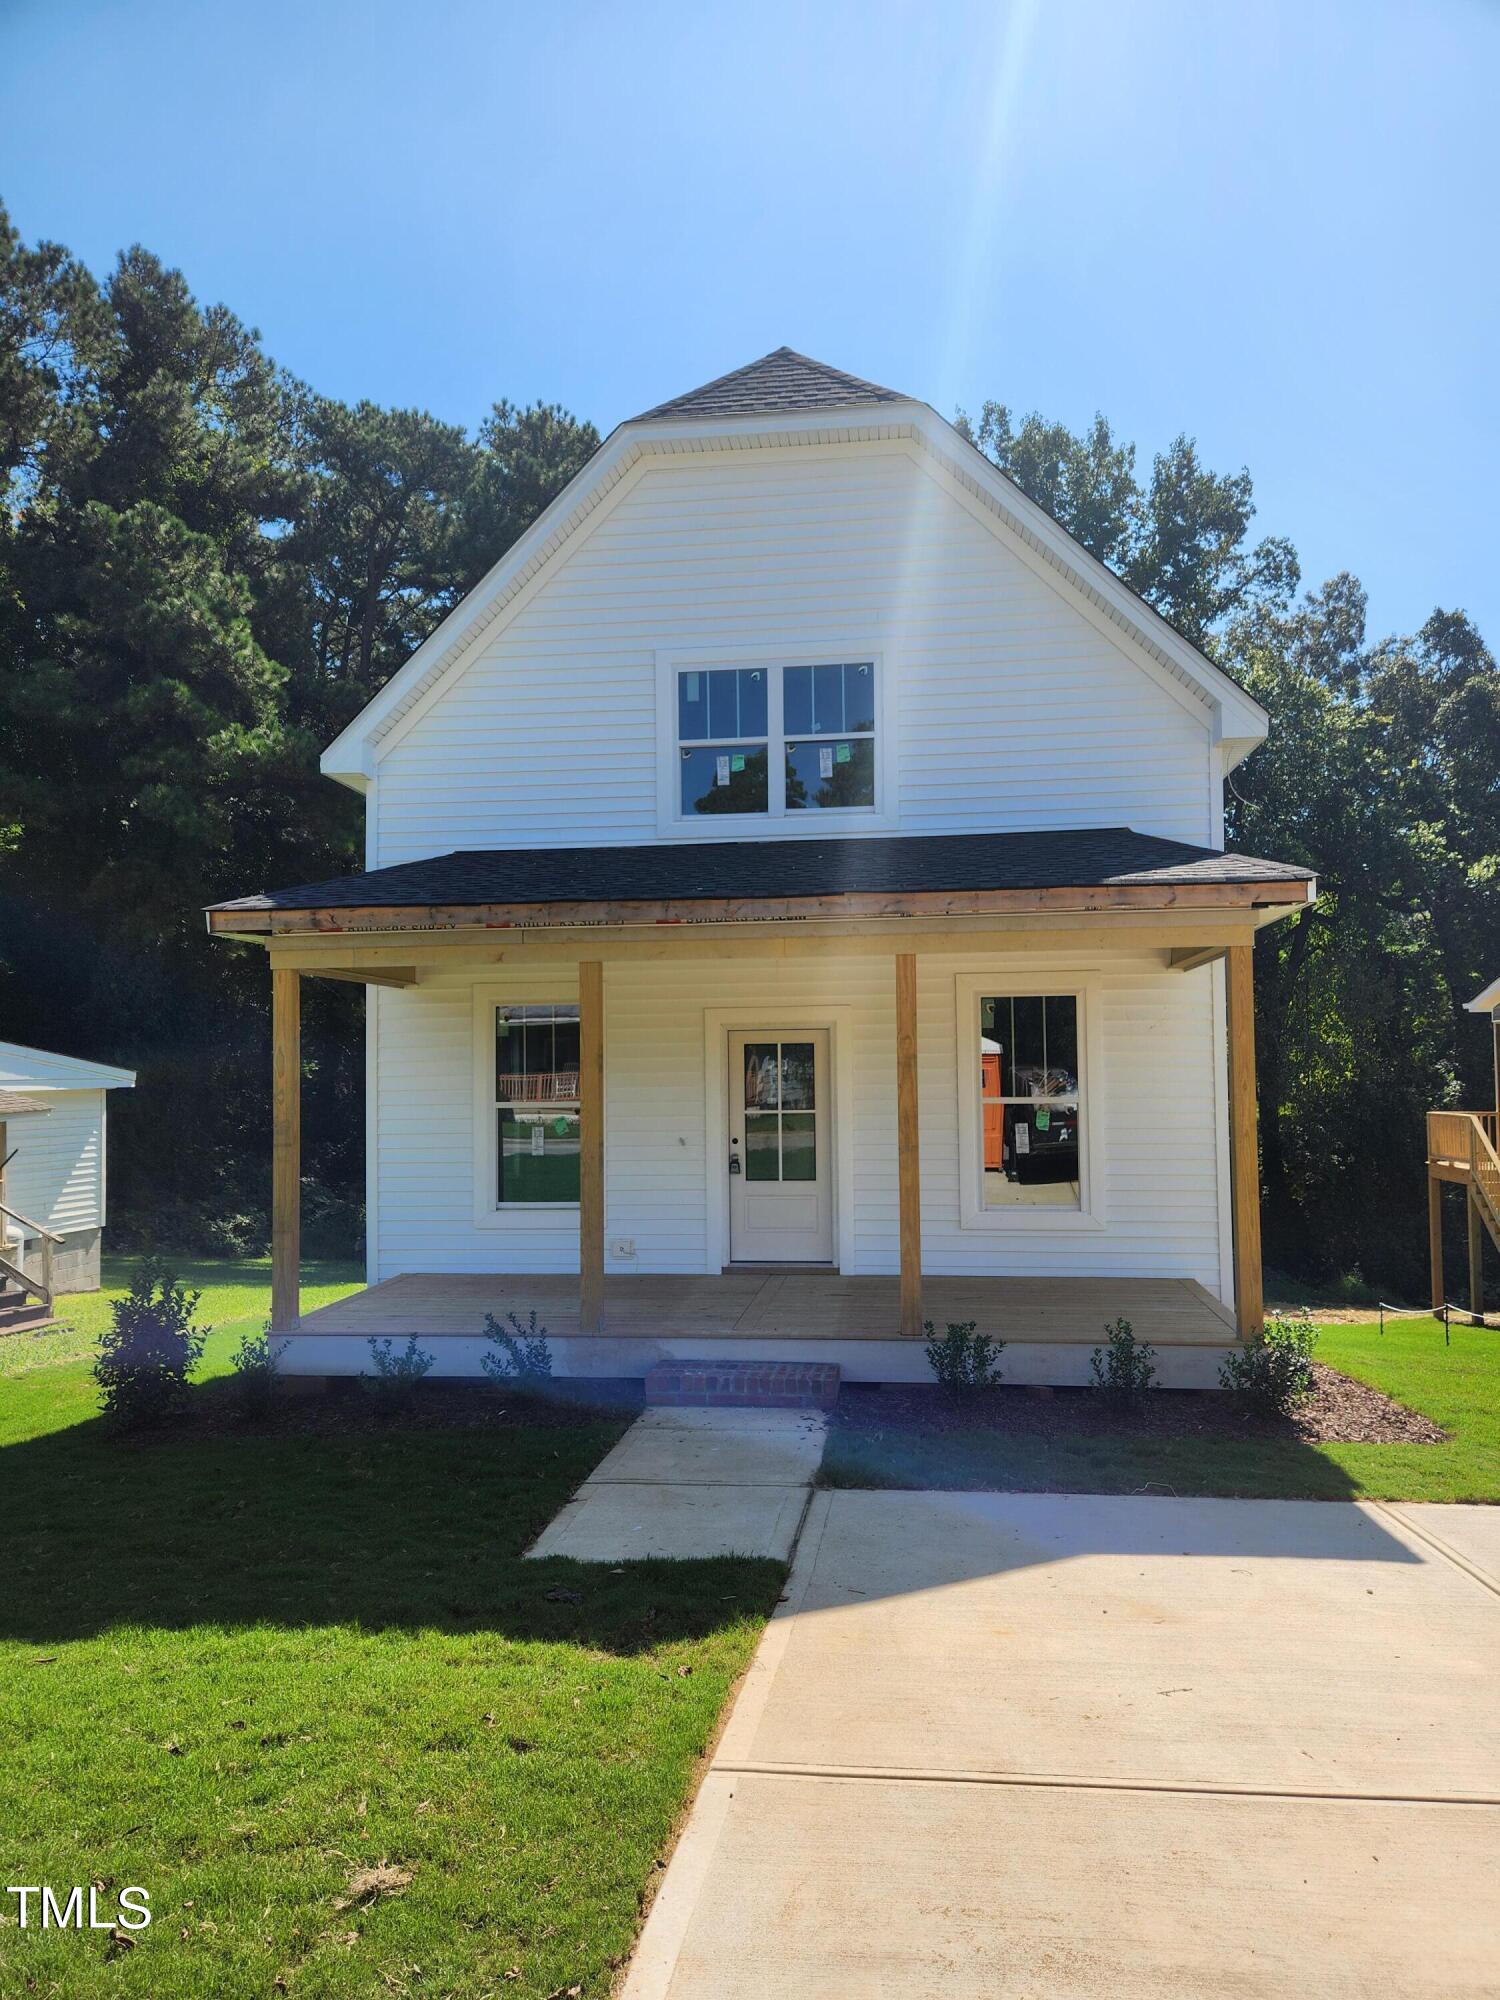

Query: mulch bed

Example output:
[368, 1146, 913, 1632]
[115, 1376, 644, 1444]
[828, 1362, 1446, 1448]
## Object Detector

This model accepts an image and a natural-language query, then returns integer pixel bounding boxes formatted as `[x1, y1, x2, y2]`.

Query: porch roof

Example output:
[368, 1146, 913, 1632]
[206, 827, 1313, 936]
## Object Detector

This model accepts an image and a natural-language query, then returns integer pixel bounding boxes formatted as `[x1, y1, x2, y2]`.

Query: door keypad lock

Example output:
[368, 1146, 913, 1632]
[728, 1138, 741, 1175]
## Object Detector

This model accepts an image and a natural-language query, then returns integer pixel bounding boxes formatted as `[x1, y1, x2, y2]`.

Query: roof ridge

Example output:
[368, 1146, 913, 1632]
[630, 346, 909, 425]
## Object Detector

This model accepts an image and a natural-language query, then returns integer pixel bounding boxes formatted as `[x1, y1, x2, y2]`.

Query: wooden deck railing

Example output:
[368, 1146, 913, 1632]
[1428, 1109, 1499, 1168]
[1471, 1117, 1500, 1246]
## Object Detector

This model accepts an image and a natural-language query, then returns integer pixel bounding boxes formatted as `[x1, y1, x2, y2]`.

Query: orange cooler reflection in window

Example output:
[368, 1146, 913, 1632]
[981, 1049, 1005, 1169]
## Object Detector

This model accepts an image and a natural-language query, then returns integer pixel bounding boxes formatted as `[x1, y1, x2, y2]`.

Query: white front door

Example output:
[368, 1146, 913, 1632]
[727, 1030, 834, 1264]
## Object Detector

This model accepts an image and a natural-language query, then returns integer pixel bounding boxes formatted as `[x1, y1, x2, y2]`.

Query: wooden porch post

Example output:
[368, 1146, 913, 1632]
[1468, 1187, 1485, 1326]
[1429, 1177, 1446, 1313]
[271, 966, 301, 1334]
[1225, 944, 1263, 1342]
[578, 961, 604, 1336]
[895, 952, 922, 1339]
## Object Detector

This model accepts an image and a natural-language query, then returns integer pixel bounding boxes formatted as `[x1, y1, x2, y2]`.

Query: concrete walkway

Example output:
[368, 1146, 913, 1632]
[623, 1491, 1500, 1998]
[526, 1407, 825, 1561]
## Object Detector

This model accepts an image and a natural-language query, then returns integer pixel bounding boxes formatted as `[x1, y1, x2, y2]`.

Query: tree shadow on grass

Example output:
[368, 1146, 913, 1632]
[0, 1397, 784, 1651]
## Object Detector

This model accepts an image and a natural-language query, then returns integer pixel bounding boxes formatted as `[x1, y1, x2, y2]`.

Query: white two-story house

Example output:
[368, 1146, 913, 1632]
[207, 349, 1313, 1387]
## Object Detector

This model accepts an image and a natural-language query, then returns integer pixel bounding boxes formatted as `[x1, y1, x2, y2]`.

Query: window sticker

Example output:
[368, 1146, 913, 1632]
[530, 1123, 545, 1155]
[715, 754, 730, 787]
[731, 752, 745, 772]
[836, 741, 851, 763]
[1035, 1107, 1051, 1132]
[819, 745, 834, 778]
[553, 1116, 570, 1136]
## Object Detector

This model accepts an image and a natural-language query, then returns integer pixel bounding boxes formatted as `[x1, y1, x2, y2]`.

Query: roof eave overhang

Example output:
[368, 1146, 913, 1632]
[207, 876, 1313, 941]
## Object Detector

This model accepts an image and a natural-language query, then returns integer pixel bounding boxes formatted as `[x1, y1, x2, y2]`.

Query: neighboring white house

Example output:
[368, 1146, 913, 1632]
[0, 1040, 136, 1305]
[207, 348, 1314, 1386]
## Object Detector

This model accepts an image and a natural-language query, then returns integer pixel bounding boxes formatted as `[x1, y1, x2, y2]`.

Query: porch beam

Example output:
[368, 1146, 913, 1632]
[1169, 945, 1228, 973]
[895, 952, 922, 1340]
[271, 966, 301, 1334]
[255, 916, 1263, 970]
[1225, 943, 1263, 1342]
[579, 960, 605, 1335]
[298, 966, 418, 988]
[207, 877, 1313, 937]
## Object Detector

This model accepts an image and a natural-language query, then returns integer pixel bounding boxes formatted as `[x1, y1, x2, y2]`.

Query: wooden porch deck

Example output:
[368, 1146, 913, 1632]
[298, 1271, 1237, 1348]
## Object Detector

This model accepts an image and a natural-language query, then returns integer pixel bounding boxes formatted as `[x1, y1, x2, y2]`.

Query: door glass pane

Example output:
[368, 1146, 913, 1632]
[743, 1043, 780, 1109]
[744, 1113, 780, 1181]
[780, 1112, 816, 1182]
[779, 1043, 816, 1109]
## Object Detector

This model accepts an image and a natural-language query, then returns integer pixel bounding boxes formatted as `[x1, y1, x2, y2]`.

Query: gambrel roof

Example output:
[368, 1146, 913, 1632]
[321, 349, 1270, 789]
[633, 347, 908, 424]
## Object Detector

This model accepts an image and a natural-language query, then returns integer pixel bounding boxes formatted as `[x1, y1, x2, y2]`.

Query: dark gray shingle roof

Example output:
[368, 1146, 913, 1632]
[210, 828, 1312, 917]
[631, 347, 909, 425]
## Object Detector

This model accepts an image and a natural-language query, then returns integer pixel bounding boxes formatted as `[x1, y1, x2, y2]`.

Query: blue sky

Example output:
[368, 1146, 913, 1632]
[3, 0, 1496, 645]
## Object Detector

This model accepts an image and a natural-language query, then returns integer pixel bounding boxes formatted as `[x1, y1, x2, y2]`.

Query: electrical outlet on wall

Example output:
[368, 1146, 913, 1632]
[609, 1238, 636, 1260]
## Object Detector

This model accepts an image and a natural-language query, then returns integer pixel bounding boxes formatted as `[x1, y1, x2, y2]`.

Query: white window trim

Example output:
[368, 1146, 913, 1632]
[954, 972, 1107, 1233]
[655, 645, 896, 839]
[470, 980, 586, 1230]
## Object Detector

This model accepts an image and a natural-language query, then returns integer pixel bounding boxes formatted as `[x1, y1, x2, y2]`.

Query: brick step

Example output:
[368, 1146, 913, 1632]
[645, 1358, 840, 1411]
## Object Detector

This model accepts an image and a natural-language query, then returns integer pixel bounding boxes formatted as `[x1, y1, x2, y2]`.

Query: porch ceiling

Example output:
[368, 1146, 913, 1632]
[295, 1272, 1236, 1348]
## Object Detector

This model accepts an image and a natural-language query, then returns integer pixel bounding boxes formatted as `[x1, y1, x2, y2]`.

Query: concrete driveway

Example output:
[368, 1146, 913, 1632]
[623, 1492, 1500, 1998]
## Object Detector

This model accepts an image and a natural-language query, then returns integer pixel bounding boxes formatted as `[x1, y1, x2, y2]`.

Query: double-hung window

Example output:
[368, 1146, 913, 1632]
[673, 660, 878, 820]
[977, 993, 1083, 1211]
[494, 1004, 580, 1205]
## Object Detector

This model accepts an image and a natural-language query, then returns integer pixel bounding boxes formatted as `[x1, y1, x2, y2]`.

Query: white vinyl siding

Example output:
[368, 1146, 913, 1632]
[3, 1090, 107, 1236]
[369, 952, 1225, 1294]
[370, 447, 1214, 866]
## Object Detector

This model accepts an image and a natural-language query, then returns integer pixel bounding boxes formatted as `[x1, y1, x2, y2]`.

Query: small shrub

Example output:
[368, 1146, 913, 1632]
[231, 1324, 289, 1418]
[93, 1266, 208, 1427]
[361, 1335, 435, 1414]
[1218, 1310, 1319, 1417]
[924, 1319, 1005, 1394]
[481, 1309, 554, 1387]
[1089, 1317, 1158, 1406]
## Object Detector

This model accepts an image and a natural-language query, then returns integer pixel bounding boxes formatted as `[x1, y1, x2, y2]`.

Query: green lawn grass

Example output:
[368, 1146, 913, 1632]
[820, 1317, 1500, 1502]
[0, 1260, 783, 1997]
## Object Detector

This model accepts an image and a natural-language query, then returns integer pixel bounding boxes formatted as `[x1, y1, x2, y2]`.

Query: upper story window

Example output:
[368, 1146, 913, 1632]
[674, 660, 878, 820]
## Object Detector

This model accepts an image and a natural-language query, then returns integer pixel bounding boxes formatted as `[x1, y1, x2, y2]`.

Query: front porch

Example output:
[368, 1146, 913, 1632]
[288, 1269, 1238, 1387]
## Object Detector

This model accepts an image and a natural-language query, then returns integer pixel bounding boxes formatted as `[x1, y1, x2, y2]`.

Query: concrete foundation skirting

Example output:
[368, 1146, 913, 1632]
[15, 1225, 102, 1293]
[274, 1330, 1235, 1389]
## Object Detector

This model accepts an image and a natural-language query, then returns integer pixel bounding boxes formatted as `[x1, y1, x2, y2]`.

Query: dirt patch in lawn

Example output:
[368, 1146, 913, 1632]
[828, 1363, 1446, 1451]
[116, 1376, 644, 1444]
